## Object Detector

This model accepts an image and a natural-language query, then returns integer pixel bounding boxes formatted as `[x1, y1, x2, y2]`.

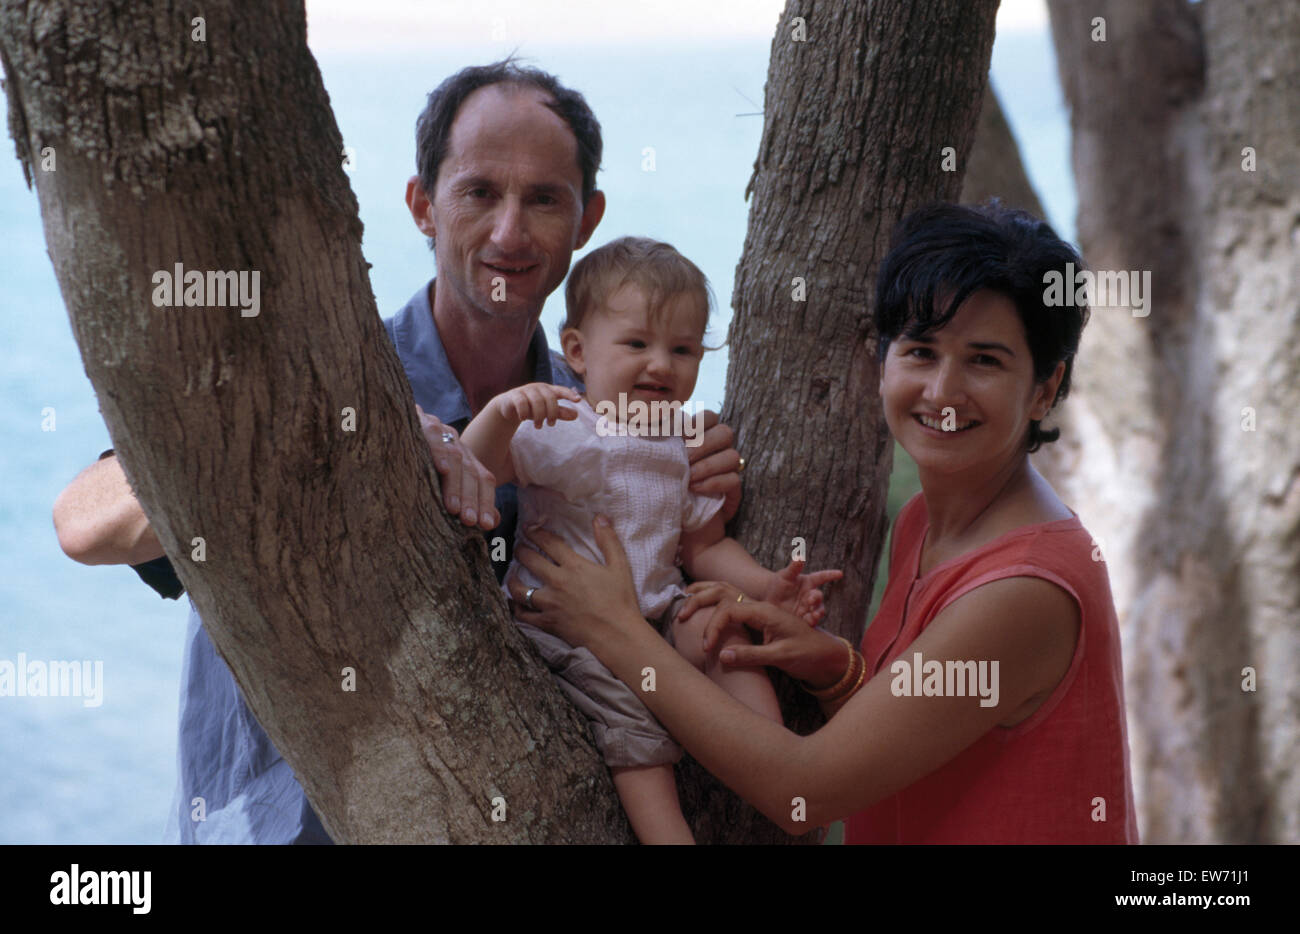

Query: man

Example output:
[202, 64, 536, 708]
[53, 59, 741, 844]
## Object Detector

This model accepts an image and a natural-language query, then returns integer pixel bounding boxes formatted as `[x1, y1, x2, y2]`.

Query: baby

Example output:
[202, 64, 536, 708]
[463, 236, 838, 844]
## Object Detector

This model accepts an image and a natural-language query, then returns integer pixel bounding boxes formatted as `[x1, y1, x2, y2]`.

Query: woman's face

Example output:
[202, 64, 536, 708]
[879, 289, 1063, 477]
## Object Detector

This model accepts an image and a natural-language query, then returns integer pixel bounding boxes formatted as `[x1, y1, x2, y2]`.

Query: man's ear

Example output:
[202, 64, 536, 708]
[560, 327, 586, 378]
[406, 175, 437, 240]
[575, 190, 606, 250]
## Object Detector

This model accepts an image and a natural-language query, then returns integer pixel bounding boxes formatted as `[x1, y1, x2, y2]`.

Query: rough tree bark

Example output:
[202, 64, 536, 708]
[693, 0, 999, 842]
[0, 0, 630, 844]
[1042, 0, 1299, 842]
[3, 0, 998, 843]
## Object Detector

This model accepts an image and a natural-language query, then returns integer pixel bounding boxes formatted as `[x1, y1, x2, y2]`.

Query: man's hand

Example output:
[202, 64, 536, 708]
[415, 404, 500, 530]
[687, 410, 742, 522]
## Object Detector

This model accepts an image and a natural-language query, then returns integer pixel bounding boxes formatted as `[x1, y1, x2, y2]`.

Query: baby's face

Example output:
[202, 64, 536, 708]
[564, 283, 706, 414]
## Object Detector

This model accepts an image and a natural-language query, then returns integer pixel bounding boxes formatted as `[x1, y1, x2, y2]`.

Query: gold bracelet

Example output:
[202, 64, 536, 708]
[839, 652, 868, 704]
[826, 650, 866, 704]
[836, 651, 867, 703]
[805, 635, 863, 701]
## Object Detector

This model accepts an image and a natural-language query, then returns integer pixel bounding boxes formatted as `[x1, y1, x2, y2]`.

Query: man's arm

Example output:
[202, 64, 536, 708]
[53, 452, 165, 566]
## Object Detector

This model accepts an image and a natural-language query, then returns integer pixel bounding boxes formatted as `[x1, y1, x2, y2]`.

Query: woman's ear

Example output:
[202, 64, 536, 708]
[1031, 360, 1067, 420]
[560, 327, 585, 378]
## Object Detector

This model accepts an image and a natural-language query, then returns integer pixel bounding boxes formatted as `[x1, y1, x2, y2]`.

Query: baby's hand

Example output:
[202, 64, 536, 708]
[764, 560, 844, 626]
[492, 383, 582, 429]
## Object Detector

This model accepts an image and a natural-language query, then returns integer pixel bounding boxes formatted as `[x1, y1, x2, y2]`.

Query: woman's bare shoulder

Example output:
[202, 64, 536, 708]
[989, 469, 1074, 533]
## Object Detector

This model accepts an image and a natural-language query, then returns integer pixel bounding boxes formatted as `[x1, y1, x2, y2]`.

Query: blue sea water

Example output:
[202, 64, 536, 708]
[0, 26, 1071, 843]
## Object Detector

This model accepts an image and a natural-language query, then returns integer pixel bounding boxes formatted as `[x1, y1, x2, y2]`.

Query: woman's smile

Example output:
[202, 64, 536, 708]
[912, 412, 981, 434]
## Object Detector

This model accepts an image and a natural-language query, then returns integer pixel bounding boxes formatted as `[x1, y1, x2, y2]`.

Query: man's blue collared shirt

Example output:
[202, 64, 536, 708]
[170, 280, 579, 843]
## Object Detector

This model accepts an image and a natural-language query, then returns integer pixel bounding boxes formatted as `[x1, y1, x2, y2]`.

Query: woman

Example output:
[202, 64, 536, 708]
[510, 202, 1139, 844]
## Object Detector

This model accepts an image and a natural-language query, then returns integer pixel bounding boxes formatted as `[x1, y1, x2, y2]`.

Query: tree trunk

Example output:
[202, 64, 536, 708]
[2, 0, 999, 843]
[694, 0, 999, 843]
[960, 84, 1046, 218]
[1, 0, 631, 844]
[1043, 0, 1300, 842]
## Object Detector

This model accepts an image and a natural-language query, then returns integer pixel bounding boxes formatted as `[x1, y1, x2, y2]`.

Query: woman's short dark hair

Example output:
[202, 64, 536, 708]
[874, 201, 1089, 453]
[415, 57, 603, 209]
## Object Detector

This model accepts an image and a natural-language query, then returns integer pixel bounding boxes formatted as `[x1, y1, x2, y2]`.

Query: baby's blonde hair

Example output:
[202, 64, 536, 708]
[563, 236, 714, 335]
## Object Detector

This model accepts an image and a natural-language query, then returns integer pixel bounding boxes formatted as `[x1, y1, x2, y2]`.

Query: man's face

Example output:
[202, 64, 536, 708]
[417, 84, 604, 325]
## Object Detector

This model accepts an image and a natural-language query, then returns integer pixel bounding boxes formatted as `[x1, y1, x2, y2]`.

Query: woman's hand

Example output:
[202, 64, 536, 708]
[509, 515, 646, 650]
[677, 583, 851, 690]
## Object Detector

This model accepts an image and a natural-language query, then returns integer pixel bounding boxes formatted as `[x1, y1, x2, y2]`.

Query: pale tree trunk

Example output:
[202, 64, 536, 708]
[1043, 0, 1300, 842]
[3, 0, 998, 844]
[698, 0, 999, 842]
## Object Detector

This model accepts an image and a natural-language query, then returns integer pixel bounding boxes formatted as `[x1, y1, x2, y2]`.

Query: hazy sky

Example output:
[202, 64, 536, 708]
[303, 0, 1048, 52]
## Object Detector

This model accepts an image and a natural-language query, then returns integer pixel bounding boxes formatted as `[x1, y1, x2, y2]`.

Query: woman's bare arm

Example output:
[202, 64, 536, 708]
[513, 519, 1080, 833]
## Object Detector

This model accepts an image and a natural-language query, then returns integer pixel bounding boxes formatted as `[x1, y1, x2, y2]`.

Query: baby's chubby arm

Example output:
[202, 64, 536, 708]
[680, 516, 842, 624]
[460, 383, 583, 487]
[680, 513, 772, 599]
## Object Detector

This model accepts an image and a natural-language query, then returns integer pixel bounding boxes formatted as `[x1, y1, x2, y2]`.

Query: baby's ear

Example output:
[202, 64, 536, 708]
[560, 327, 585, 377]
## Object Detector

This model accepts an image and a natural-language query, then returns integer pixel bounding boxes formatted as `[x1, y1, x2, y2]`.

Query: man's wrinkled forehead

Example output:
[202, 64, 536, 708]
[441, 83, 582, 189]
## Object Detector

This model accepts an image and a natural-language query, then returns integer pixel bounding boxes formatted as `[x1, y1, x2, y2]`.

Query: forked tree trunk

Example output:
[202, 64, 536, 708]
[3, 0, 998, 843]
[697, 0, 999, 842]
[1043, 0, 1300, 843]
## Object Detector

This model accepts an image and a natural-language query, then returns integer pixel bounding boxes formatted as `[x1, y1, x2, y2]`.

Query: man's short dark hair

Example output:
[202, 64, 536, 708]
[415, 57, 603, 208]
[874, 201, 1090, 453]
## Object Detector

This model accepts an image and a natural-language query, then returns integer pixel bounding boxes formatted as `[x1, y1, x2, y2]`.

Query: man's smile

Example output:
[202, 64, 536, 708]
[482, 260, 539, 277]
